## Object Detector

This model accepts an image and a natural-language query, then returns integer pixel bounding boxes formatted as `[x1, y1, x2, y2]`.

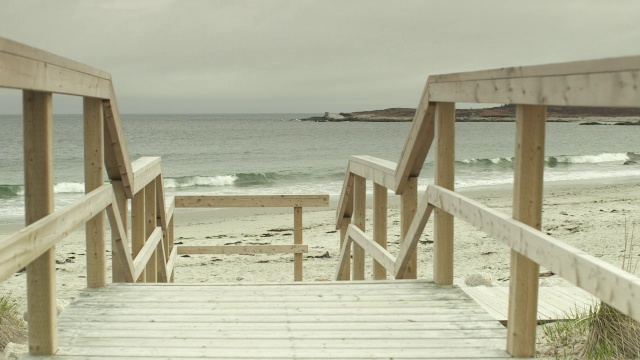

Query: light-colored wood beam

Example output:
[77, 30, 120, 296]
[373, 183, 388, 280]
[507, 105, 546, 357]
[176, 194, 329, 208]
[23, 90, 56, 355]
[400, 177, 418, 279]
[352, 175, 366, 280]
[144, 180, 157, 282]
[433, 102, 455, 285]
[83, 97, 106, 288]
[293, 207, 303, 282]
[177, 245, 308, 255]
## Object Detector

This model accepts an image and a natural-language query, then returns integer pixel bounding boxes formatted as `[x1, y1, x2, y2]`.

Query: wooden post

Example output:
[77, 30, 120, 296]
[507, 104, 546, 357]
[373, 183, 387, 280]
[433, 102, 455, 285]
[293, 207, 303, 281]
[145, 180, 157, 282]
[111, 180, 128, 282]
[83, 97, 106, 288]
[352, 175, 366, 280]
[169, 216, 175, 282]
[23, 90, 56, 355]
[400, 177, 418, 279]
[132, 188, 145, 282]
[338, 218, 351, 280]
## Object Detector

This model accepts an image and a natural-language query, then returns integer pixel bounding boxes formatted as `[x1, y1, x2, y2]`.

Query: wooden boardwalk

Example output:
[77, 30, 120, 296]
[462, 286, 597, 324]
[24, 280, 522, 359]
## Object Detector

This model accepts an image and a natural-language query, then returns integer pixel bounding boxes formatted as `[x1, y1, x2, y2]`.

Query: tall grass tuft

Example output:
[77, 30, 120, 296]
[0, 294, 27, 349]
[578, 222, 640, 359]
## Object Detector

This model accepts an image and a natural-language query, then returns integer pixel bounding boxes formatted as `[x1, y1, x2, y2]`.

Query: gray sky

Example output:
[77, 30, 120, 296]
[1, 0, 639, 114]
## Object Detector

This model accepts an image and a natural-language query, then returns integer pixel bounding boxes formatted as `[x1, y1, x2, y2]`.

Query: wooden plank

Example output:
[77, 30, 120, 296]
[31, 346, 513, 359]
[104, 199, 135, 283]
[83, 97, 106, 288]
[335, 164, 353, 229]
[165, 246, 178, 281]
[165, 196, 175, 223]
[395, 194, 435, 279]
[0, 51, 111, 98]
[427, 70, 640, 108]
[132, 227, 163, 281]
[131, 157, 162, 195]
[425, 184, 640, 325]
[400, 177, 418, 279]
[433, 102, 455, 285]
[176, 194, 329, 208]
[335, 226, 352, 281]
[395, 98, 436, 194]
[144, 180, 157, 282]
[347, 225, 396, 275]
[131, 189, 145, 282]
[110, 181, 128, 283]
[23, 90, 56, 355]
[102, 83, 134, 198]
[177, 245, 308, 255]
[340, 219, 351, 279]
[293, 207, 303, 281]
[373, 183, 388, 280]
[348, 155, 396, 190]
[168, 216, 175, 282]
[0, 185, 114, 282]
[0, 37, 111, 79]
[430, 54, 640, 83]
[156, 233, 168, 283]
[507, 104, 546, 357]
[352, 175, 366, 280]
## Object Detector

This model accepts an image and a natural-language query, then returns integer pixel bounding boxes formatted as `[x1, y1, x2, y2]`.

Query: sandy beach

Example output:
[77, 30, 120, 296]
[1, 180, 640, 315]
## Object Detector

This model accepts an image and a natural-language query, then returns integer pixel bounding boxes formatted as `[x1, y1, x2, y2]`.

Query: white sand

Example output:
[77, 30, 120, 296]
[1, 180, 640, 315]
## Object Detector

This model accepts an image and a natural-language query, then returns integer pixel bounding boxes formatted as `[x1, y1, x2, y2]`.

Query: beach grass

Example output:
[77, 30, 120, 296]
[0, 293, 26, 350]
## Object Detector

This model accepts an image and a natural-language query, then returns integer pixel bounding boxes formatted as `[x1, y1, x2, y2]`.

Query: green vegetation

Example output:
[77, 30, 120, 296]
[538, 222, 640, 359]
[0, 294, 26, 350]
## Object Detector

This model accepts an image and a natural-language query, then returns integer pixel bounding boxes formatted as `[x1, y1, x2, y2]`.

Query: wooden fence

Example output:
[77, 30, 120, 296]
[0, 37, 327, 355]
[334, 55, 640, 357]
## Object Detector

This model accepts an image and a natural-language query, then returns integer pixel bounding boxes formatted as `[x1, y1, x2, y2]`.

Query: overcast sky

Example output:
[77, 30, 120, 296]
[1, 0, 639, 114]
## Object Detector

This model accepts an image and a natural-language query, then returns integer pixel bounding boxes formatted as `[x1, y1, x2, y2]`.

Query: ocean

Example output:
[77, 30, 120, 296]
[1, 113, 639, 223]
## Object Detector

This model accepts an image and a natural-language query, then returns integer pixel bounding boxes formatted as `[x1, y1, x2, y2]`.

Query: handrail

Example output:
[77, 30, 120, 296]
[334, 54, 640, 357]
[174, 194, 329, 282]
[426, 184, 640, 322]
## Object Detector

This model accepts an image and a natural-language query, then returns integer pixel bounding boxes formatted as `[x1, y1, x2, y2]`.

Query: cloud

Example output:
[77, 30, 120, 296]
[1, 0, 639, 113]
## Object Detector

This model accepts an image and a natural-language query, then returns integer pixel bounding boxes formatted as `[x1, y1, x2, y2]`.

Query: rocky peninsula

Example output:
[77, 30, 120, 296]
[299, 105, 640, 124]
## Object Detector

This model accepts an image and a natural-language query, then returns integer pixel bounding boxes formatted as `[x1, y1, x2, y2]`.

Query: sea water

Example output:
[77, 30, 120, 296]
[1, 113, 639, 223]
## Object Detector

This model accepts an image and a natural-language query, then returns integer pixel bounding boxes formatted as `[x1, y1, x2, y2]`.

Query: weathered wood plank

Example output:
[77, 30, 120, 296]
[131, 157, 162, 195]
[176, 194, 329, 208]
[83, 97, 106, 288]
[346, 225, 396, 276]
[352, 175, 366, 280]
[425, 184, 640, 324]
[395, 195, 434, 279]
[335, 164, 353, 229]
[373, 183, 388, 280]
[433, 102, 455, 285]
[104, 200, 135, 283]
[400, 177, 418, 279]
[0, 51, 111, 98]
[427, 70, 640, 107]
[102, 84, 134, 198]
[293, 206, 303, 281]
[395, 98, 436, 194]
[0, 185, 114, 283]
[144, 180, 157, 282]
[177, 245, 308, 255]
[132, 228, 163, 281]
[23, 90, 56, 355]
[348, 155, 396, 190]
[0, 37, 111, 79]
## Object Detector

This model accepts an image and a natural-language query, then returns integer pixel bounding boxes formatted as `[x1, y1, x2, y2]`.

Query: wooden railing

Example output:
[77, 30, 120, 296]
[0, 37, 327, 355]
[335, 55, 640, 357]
[174, 194, 329, 281]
